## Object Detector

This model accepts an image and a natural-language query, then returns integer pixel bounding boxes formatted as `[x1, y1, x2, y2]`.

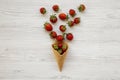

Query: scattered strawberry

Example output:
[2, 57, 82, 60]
[62, 44, 67, 52]
[59, 25, 66, 32]
[66, 33, 73, 41]
[59, 13, 69, 20]
[50, 31, 57, 38]
[69, 9, 76, 17]
[44, 22, 53, 31]
[50, 14, 57, 23]
[74, 17, 80, 24]
[40, 7, 46, 14]
[53, 44, 59, 50]
[56, 35, 64, 41]
[52, 4, 59, 12]
[41, 5, 85, 53]
[78, 4, 86, 12]
[68, 20, 74, 27]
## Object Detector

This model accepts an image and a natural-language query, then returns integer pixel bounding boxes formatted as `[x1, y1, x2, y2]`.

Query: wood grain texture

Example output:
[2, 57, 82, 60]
[0, 0, 120, 80]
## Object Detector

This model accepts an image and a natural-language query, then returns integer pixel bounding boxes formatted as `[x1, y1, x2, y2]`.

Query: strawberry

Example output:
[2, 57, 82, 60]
[57, 49, 63, 55]
[68, 20, 74, 27]
[78, 4, 86, 12]
[50, 14, 57, 23]
[58, 43, 63, 48]
[44, 22, 53, 31]
[52, 4, 59, 12]
[59, 25, 66, 32]
[74, 17, 80, 24]
[56, 35, 64, 41]
[66, 33, 73, 41]
[62, 44, 67, 52]
[69, 9, 76, 17]
[53, 44, 58, 50]
[59, 13, 69, 20]
[40, 7, 46, 14]
[50, 31, 57, 38]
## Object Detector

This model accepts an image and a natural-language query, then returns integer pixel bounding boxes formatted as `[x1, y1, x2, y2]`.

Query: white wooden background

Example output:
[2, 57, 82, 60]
[0, 0, 120, 80]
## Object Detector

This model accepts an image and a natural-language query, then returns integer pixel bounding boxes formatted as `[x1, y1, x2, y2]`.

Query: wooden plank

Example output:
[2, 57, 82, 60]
[0, 0, 120, 80]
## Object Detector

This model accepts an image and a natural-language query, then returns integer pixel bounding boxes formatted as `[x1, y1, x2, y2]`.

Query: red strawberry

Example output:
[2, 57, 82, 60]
[58, 43, 63, 48]
[52, 5, 59, 12]
[50, 14, 57, 23]
[44, 22, 53, 31]
[62, 44, 67, 52]
[56, 35, 64, 41]
[66, 33, 73, 41]
[78, 4, 86, 12]
[40, 7, 46, 14]
[68, 20, 74, 27]
[59, 13, 69, 20]
[69, 9, 76, 17]
[59, 25, 66, 32]
[50, 31, 57, 38]
[74, 17, 80, 24]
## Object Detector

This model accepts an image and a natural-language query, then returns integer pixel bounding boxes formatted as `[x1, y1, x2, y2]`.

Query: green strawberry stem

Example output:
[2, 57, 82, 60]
[66, 14, 69, 20]
[63, 33, 66, 39]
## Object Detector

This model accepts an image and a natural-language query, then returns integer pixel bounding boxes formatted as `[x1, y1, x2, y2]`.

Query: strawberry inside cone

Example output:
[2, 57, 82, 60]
[52, 42, 68, 55]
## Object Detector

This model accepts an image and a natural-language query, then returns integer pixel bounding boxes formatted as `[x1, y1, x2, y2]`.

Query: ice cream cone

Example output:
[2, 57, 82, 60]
[52, 42, 68, 71]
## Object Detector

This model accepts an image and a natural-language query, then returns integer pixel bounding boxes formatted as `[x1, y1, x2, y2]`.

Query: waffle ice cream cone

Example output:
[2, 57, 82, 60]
[52, 42, 68, 71]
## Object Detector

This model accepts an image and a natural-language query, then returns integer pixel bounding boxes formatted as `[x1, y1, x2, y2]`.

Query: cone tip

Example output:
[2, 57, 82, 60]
[59, 67, 62, 72]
